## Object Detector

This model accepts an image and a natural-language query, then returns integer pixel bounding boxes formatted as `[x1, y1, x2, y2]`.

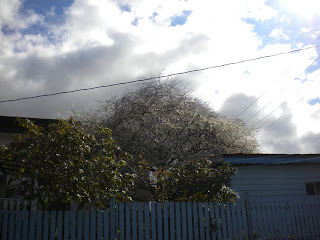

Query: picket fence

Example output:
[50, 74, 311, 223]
[1, 197, 320, 240]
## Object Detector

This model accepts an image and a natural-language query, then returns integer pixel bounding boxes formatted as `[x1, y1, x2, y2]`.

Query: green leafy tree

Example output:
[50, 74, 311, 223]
[154, 159, 238, 202]
[0, 118, 135, 210]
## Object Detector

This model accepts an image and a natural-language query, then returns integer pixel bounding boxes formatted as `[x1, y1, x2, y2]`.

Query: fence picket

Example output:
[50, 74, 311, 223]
[203, 202, 210, 240]
[132, 202, 137, 240]
[271, 200, 280, 239]
[110, 199, 116, 240]
[35, 211, 42, 240]
[310, 200, 320, 239]
[97, 210, 102, 240]
[187, 202, 193, 240]
[126, 202, 130, 240]
[22, 210, 29, 240]
[256, 200, 265, 239]
[297, 200, 307, 239]
[144, 203, 150, 240]
[64, 211, 70, 240]
[170, 202, 175, 240]
[225, 202, 232, 240]
[286, 202, 294, 240]
[0, 210, 2, 235]
[9, 210, 15, 240]
[215, 202, 222, 240]
[280, 201, 289, 240]
[208, 202, 215, 240]
[218, 203, 227, 240]
[70, 211, 76, 240]
[16, 210, 22, 240]
[287, 202, 298, 240]
[193, 202, 199, 240]
[231, 203, 238, 240]
[292, 202, 302, 240]
[49, 211, 55, 240]
[305, 198, 317, 240]
[42, 211, 49, 240]
[83, 211, 89, 240]
[198, 203, 205, 240]
[163, 203, 169, 240]
[236, 200, 243, 240]
[77, 211, 83, 240]
[265, 201, 274, 239]
[138, 203, 143, 240]
[157, 202, 163, 240]
[175, 203, 181, 240]
[90, 210, 96, 240]
[104, 210, 109, 240]
[151, 202, 157, 240]
[56, 211, 63, 240]
[119, 202, 124, 240]
[163, 202, 169, 240]
[29, 210, 36, 240]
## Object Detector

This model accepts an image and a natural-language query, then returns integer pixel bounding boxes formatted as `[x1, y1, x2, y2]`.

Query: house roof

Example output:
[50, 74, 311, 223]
[212, 153, 320, 166]
[0, 116, 57, 133]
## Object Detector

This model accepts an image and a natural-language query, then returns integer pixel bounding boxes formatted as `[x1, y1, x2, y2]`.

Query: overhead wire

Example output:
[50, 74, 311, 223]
[236, 35, 320, 119]
[258, 72, 320, 135]
[250, 55, 320, 128]
[0, 45, 319, 104]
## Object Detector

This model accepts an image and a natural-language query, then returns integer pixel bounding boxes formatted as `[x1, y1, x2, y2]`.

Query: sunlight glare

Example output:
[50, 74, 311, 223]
[282, 0, 320, 18]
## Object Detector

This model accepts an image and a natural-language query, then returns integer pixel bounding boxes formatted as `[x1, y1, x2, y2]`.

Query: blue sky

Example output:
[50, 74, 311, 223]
[22, 0, 73, 15]
[0, 0, 319, 153]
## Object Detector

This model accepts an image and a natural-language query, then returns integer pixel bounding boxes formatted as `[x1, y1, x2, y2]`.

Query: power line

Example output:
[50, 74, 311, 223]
[250, 55, 320, 128]
[295, 135, 320, 154]
[236, 35, 320, 119]
[0, 45, 319, 104]
[258, 73, 320, 135]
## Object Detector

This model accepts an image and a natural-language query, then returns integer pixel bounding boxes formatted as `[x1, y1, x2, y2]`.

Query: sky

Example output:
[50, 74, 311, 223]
[0, 0, 320, 154]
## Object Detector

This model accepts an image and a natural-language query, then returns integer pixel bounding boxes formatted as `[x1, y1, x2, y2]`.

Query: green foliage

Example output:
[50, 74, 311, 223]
[0, 118, 135, 210]
[154, 159, 238, 202]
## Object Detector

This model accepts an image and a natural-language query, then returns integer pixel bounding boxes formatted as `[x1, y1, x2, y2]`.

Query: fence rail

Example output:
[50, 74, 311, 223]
[1, 197, 319, 239]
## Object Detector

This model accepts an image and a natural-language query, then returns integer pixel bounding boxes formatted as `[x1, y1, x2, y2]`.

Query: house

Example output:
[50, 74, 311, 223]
[0, 115, 57, 146]
[213, 153, 320, 200]
[0, 116, 56, 198]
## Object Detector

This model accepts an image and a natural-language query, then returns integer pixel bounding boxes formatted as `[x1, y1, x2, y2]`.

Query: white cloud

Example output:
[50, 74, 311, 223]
[300, 27, 312, 33]
[269, 28, 290, 40]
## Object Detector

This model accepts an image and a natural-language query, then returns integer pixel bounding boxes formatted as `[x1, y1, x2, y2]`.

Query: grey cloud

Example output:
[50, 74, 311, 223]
[311, 109, 320, 120]
[298, 132, 320, 153]
[219, 93, 309, 153]
[219, 93, 259, 119]
[0, 31, 209, 119]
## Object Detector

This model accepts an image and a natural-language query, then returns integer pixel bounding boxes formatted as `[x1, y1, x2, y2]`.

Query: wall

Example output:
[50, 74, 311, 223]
[0, 132, 14, 146]
[231, 164, 320, 199]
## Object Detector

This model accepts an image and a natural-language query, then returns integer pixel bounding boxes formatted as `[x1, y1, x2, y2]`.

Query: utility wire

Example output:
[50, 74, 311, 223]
[258, 73, 320, 135]
[250, 55, 320, 128]
[235, 69, 289, 118]
[295, 135, 320, 154]
[236, 35, 320, 119]
[0, 45, 319, 104]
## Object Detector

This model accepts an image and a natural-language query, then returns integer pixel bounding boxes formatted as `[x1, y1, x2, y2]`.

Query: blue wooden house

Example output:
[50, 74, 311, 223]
[213, 154, 320, 200]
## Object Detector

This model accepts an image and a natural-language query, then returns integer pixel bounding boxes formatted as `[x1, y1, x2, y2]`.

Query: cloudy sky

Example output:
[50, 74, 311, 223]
[0, 0, 320, 154]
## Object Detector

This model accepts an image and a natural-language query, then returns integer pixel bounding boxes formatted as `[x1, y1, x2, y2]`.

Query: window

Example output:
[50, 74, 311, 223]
[305, 182, 320, 195]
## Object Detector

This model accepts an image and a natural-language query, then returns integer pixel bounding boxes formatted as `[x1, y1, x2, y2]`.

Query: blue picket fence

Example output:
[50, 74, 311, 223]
[1, 198, 320, 239]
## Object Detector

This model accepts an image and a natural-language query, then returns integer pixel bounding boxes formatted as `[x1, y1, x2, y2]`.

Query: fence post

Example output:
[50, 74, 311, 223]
[243, 193, 253, 240]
